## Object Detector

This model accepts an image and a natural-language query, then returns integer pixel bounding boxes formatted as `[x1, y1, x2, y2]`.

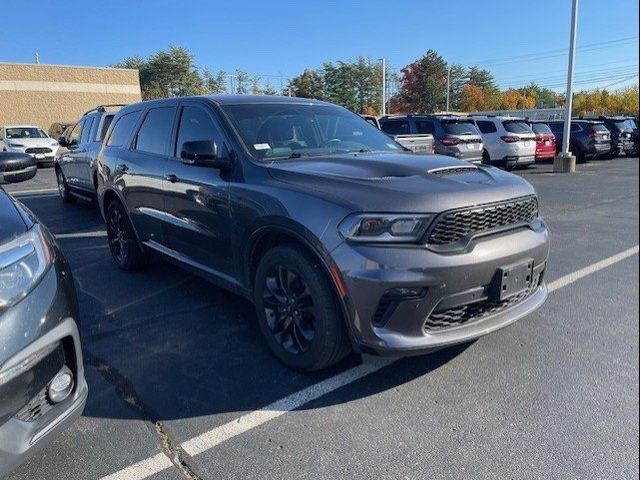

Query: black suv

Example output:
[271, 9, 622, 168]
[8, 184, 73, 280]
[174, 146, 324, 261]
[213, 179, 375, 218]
[581, 115, 635, 158]
[55, 105, 124, 202]
[97, 96, 549, 371]
[547, 120, 611, 163]
[379, 114, 483, 163]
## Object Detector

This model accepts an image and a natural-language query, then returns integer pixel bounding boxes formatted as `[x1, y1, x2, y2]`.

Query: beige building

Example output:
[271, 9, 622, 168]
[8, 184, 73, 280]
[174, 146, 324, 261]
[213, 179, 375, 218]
[0, 62, 141, 132]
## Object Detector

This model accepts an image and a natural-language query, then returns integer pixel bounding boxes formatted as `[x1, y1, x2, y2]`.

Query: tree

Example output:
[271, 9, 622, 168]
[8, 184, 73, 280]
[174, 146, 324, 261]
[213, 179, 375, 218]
[202, 70, 227, 94]
[323, 57, 382, 113]
[234, 70, 251, 95]
[289, 69, 325, 99]
[467, 66, 500, 109]
[398, 50, 448, 113]
[262, 82, 278, 96]
[460, 84, 487, 111]
[448, 63, 468, 111]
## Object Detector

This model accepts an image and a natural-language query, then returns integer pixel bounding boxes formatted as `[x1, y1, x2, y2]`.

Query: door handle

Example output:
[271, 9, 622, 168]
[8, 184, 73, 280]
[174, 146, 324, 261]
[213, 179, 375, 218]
[164, 174, 180, 183]
[116, 163, 129, 173]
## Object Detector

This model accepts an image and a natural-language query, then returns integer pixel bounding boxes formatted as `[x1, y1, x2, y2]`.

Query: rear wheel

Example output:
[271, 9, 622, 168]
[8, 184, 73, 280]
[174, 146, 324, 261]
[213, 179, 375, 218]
[481, 150, 491, 165]
[56, 168, 76, 203]
[106, 200, 149, 270]
[253, 245, 351, 372]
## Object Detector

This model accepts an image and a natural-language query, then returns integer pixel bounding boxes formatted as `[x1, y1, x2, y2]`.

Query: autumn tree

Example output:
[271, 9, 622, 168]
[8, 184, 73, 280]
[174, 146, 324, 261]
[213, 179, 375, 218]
[460, 84, 487, 111]
[397, 50, 448, 113]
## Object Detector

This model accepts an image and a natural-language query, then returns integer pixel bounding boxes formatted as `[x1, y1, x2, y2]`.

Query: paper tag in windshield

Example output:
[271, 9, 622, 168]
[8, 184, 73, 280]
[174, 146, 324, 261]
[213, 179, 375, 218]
[253, 143, 271, 150]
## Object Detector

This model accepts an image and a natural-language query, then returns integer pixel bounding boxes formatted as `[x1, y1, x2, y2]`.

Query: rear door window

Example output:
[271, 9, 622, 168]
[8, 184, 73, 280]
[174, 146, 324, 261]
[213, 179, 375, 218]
[80, 116, 94, 144]
[414, 120, 435, 135]
[503, 121, 533, 134]
[380, 120, 410, 135]
[441, 120, 478, 135]
[476, 121, 497, 134]
[107, 111, 141, 147]
[133, 107, 177, 155]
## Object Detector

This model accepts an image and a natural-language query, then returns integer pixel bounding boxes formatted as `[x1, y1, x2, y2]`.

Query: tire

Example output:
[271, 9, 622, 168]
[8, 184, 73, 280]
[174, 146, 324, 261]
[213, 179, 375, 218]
[481, 150, 491, 165]
[106, 199, 149, 270]
[253, 244, 351, 372]
[56, 168, 76, 203]
[574, 148, 586, 164]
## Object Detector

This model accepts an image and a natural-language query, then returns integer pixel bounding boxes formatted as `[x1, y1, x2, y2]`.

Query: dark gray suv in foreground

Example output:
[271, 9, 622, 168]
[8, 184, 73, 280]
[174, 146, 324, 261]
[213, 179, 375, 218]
[97, 96, 550, 371]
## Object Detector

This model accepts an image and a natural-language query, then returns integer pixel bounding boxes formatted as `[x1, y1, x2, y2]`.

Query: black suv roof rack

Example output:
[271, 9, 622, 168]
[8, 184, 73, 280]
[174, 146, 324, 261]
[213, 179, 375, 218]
[82, 104, 127, 117]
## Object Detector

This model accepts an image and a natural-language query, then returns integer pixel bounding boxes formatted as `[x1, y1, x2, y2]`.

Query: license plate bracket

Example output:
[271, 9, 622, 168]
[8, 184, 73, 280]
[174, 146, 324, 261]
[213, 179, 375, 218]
[493, 259, 534, 301]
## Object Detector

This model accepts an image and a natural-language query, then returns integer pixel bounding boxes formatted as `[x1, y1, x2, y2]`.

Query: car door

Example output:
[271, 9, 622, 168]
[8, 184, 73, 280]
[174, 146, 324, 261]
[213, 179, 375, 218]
[161, 101, 233, 278]
[58, 119, 84, 187]
[76, 114, 96, 192]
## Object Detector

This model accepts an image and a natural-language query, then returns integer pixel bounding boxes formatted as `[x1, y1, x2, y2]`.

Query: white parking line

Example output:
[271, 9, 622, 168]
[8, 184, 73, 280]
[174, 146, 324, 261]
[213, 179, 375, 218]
[7, 187, 59, 196]
[100, 245, 639, 480]
[55, 230, 107, 239]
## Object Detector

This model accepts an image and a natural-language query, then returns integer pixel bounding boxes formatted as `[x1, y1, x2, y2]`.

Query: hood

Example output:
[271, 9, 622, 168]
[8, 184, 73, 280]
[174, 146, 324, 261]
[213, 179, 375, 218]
[0, 189, 28, 244]
[267, 152, 536, 213]
[5, 137, 57, 148]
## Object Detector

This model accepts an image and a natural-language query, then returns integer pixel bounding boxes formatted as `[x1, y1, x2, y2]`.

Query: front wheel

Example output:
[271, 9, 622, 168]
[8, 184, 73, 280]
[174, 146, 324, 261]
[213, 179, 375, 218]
[56, 168, 76, 203]
[253, 245, 351, 372]
[106, 200, 149, 270]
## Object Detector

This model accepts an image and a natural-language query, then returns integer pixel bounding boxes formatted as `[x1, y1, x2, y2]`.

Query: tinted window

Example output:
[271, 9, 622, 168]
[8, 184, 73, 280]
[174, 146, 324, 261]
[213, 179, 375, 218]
[99, 115, 115, 141]
[531, 123, 552, 135]
[415, 121, 435, 134]
[441, 120, 479, 135]
[571, 123, 582, 132]
[503, 121, 533, 134]
[107, 111, 141, 147]
[175, 106, 218, 156]
[548, 122, 563, 134]
[80, 117, 94, 144]
[380, 120, 410, 135]
[476, 121, 497, 134]
[134, 107, 176, 155]
[614, 121, 630, 131]
[591, 124, 609, 133]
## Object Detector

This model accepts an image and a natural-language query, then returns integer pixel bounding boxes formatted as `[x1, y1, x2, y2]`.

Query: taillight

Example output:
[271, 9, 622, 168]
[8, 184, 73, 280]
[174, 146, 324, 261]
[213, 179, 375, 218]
[588, 128, 601, 138]
[439, 136, 460, 146]
[500, 135, 520, 143]
[535, 134, 544, 143]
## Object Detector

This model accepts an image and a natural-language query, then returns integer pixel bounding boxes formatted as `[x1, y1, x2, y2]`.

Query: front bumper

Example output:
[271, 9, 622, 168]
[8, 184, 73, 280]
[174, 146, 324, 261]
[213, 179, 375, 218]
[0, 239, 85, 477]
[331, 220, 550, 355]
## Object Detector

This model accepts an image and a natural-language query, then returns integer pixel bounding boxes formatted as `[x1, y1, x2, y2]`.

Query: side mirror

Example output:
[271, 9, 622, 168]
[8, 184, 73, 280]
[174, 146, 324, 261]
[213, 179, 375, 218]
[58, 137, 68, 147]
[0, 152, 37, 184]
[180, 140, 230, 168]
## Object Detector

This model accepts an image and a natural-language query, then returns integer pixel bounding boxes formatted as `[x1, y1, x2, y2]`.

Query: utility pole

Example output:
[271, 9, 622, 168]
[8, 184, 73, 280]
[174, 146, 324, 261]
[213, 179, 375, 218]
[554, 0, 579, 173]
[446, 65, 451, 113]
[34, 52, 40, 64]
[378, 58, 386, 116]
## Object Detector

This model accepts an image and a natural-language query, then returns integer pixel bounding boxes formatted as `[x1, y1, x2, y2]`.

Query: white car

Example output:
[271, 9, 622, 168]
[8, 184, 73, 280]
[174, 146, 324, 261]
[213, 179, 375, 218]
[469, 116, 536, 170]
[0, 125, 60, 167]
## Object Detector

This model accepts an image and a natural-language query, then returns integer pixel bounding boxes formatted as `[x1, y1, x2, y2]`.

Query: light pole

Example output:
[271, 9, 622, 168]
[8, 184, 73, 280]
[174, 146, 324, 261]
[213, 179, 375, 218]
[378, 58, 386, 116]
[446, 65, 451, 113]
[554, 0, 579, 173]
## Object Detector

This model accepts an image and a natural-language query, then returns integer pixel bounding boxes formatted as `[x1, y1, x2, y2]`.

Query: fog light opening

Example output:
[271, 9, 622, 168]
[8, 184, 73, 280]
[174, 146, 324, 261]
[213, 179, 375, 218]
[48, 366, 74, 403]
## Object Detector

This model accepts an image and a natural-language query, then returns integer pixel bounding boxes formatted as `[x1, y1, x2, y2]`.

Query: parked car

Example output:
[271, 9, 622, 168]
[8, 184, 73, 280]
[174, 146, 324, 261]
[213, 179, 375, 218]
[381, 114, 483, 163]
[97, 95, 549, 372]
[56, 105, 123, 202]
[622, 116, 638, 156]
[47, 123, 73, 141]
[0, 152, 37, 184]
[361, 114, 434, 154]
[0, 126, 60, 167]
[547, 120, 611, 163]
[360, 114, 380, 129]
[0, 152, 87, 477]
[581, 115, 635, 158]
[527, 121, 556, 161]
[468, 115, 536, 169]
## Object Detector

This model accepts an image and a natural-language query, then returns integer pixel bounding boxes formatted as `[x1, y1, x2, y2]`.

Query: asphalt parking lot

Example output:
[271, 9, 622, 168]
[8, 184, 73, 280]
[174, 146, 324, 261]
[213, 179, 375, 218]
[3, 158, 639, 480]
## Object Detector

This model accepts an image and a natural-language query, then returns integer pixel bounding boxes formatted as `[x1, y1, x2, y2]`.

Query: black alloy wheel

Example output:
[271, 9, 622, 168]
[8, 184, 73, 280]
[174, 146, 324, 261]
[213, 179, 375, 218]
[106, 200, 148, 270]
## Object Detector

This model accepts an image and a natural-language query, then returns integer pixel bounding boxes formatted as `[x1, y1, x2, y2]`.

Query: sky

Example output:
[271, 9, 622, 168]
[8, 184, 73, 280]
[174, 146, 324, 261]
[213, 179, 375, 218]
[1, 0, 638, 93]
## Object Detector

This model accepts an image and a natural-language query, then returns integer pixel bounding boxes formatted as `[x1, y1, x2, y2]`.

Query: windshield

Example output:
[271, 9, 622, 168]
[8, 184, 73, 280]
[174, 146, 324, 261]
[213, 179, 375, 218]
[441, 120, 479, 135]
[614, 121, 631, 131]
[221, 103, 403, 160]
[503, 121, 533, 134]
[625, 119, 637, 129]
[5, 127, 48, 139]
[531, 123, 552, 135]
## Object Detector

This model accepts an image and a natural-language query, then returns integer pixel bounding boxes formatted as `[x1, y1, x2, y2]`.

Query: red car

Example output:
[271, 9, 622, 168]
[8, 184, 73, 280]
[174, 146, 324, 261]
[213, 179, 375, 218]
[528, 121, 556, 161]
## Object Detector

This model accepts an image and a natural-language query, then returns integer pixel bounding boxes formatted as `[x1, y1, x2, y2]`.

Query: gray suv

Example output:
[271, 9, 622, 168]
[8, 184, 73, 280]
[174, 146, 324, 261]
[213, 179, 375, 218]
[55, 105, 124, 202]
[380, 114, 484, 162]
[97, 96, 550, 371]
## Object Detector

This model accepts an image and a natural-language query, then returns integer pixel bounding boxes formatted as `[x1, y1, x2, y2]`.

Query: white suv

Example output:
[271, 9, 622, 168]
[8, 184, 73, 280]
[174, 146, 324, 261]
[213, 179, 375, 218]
[0, 125, 60, 167]
[469, 116, 536, 170]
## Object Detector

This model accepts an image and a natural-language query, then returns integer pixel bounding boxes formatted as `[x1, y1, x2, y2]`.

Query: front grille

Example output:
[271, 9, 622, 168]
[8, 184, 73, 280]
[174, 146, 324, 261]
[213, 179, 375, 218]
[425, 274, 542, 332]
[25, 147, 52, 154]
[427, 196, 538, 245]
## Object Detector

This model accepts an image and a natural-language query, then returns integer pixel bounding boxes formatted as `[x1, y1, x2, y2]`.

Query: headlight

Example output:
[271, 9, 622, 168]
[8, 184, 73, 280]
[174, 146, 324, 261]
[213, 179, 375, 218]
[6, 142, 26, 148]
[0, 225, 54, 309]
[338, 213, 434, 243]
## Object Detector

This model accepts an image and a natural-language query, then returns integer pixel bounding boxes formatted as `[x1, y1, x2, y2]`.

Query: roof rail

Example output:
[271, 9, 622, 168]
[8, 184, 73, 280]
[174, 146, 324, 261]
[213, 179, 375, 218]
[82, 104, 127, 117]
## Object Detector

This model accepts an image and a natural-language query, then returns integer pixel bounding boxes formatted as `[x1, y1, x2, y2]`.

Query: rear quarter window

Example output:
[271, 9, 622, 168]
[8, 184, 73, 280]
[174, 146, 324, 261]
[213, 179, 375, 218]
[99, 115, 115, 142]
[380, 120, 410, 135]
[503, 121, 533, 134]
[441, 121, 479, 135]
[476, 121, 497, 134]
[133, 107, 177, 156]
[531, 123, 552, 135]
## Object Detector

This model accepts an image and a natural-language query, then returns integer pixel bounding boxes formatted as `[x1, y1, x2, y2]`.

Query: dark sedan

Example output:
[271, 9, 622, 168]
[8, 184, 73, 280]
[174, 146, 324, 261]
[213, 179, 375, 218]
[0, 152, 87, 477]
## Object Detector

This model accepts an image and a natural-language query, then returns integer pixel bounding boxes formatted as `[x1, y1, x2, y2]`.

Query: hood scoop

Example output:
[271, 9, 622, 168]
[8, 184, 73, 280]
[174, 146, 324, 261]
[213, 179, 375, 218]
[428, 165, 479, 176]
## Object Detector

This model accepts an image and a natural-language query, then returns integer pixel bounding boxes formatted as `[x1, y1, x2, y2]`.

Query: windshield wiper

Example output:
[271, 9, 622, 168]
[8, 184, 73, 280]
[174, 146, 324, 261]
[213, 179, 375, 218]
[288, 152, 306, 159]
